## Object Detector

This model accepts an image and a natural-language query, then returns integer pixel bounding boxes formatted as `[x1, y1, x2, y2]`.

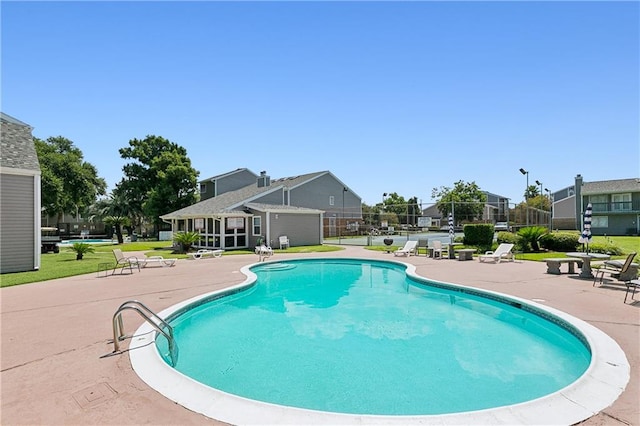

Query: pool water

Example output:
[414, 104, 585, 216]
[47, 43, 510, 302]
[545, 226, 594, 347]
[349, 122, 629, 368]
[158, 259, 591, 415]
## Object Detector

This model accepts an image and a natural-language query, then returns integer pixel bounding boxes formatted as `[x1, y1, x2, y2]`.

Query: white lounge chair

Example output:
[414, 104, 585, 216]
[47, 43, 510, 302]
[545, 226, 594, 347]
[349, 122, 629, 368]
[140, 255, 178, 268]
[393, 240, 417, 257]
[478, 243, 515, 263]
[187, 249, 224, 260]
[279, 236, 290, 250]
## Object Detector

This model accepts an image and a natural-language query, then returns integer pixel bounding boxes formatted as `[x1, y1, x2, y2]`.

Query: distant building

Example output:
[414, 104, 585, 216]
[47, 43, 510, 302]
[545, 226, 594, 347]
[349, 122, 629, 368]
[550, 174, 640, 235]
[1, 113, 42, 273]
[161, 169, 363, 249]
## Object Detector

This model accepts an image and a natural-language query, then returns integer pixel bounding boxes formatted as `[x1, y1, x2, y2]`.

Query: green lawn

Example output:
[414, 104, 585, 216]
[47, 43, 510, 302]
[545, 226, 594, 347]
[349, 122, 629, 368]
[0, 242, 343, 288]
[1, 236, 636, 288]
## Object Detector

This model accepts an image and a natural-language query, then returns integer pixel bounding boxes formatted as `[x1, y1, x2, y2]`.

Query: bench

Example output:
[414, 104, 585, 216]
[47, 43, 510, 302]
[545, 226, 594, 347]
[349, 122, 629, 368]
[544, 258, 583, 275]
[455, 248, 476, 261]
[187, 249, 224, 260]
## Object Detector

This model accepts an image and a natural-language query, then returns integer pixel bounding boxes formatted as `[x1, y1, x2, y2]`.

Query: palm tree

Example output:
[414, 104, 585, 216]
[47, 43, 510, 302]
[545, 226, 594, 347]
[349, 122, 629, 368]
[524, 185, 540, 199]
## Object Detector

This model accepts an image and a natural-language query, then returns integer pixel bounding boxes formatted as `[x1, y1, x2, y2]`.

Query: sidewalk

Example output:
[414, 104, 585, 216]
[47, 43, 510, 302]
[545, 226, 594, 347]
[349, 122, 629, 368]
[1, 246, 638, 425]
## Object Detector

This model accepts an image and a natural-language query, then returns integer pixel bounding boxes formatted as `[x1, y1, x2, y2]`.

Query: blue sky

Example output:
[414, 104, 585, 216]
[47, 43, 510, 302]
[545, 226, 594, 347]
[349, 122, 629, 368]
[2, 1, 638, 207]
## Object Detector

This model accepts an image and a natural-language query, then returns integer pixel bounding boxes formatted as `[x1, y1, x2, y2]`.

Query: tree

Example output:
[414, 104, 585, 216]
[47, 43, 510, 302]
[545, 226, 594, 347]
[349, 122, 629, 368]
[524, 185, 540, 199]
[93, 190, 135, 243]
[35, 136, 107, 222]
[118, 136, 199, 234]
[431, 181, 487, 224]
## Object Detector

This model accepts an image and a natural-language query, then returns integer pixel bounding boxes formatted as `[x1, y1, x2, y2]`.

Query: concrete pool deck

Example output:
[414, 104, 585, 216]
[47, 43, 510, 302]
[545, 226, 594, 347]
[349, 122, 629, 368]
[1, 246, 638, 425]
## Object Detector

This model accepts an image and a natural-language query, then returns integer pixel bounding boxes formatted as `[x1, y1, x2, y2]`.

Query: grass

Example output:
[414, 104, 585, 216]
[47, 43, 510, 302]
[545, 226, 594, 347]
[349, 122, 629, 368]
[1, 236, 636, 288]
[0, 242, 343, 288]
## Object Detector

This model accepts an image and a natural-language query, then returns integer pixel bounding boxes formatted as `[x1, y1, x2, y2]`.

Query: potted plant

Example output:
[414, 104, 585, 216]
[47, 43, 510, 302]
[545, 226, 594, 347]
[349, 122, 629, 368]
[70, 242, 95, 260]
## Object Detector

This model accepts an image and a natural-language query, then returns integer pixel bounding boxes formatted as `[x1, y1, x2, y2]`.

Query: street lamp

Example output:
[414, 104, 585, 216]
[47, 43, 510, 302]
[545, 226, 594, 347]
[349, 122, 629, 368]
[519, 168, 529, 226]
[535, 180, 543, 226]
[340, 187, 347, 243]
[545, 188, 553, 230]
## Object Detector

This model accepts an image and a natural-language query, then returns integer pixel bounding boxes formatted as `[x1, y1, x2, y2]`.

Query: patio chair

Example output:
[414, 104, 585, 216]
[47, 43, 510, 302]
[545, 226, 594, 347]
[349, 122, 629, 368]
[478, 243, 515, 263]
[279, 236, 290, 250]
[393, 240, 417, 257]
[593, 252, 638, 287]
[416, 238, 429, 256]
[112, 248, 141, 274]
[431, 240, 446, 259]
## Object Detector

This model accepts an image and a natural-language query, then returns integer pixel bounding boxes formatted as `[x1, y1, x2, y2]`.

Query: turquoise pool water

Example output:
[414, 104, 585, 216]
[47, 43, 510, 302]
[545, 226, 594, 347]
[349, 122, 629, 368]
[158, 259, 591, 416]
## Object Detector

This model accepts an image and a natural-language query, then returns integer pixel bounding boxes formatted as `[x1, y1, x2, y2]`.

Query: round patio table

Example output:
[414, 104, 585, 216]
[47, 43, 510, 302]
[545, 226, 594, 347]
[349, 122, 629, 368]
[566, 252, 611, 279]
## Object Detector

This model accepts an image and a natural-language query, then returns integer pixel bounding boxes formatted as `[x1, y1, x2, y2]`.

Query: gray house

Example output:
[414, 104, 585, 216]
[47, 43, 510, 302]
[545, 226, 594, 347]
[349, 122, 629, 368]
[161, 169, 363, 249]
[549, 174, 640, 235]
[576, 175, 640, 236]
[1, 113, 42, 273]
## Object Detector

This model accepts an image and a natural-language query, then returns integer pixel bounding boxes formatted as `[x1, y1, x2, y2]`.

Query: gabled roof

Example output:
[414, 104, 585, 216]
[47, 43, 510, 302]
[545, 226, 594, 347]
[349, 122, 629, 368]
[1, 112, 32, 129]
[161, 182, 284, 219]
[582, 178, 640, 195]
[162, 168, 358, 220]
[0, 112, 40, 172]
[198, 168, 256, 183]
[244, 203, 323, 214]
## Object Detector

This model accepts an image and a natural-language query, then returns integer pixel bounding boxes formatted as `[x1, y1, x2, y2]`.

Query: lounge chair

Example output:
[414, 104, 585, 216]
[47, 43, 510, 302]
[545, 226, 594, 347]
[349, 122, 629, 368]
[112, 249, 141, 274]
[394, 240, 417, 257]
[187, 249, 224, 260]
[478, 243, 515, 263]
[141, 255, 178, 268]
[279, 236, 290, 250]
[593, 252, 638, 286]
[430, 240, 446, 259]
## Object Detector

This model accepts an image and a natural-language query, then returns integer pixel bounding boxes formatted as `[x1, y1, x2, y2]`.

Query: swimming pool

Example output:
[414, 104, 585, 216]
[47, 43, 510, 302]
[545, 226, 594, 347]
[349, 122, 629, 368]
[130, 258, 629, 425]
[58, 239, 114, 245]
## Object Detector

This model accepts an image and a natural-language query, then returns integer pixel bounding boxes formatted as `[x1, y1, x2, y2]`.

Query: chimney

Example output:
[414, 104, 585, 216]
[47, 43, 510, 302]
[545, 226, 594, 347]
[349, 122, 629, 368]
[257, 171, 270, 187]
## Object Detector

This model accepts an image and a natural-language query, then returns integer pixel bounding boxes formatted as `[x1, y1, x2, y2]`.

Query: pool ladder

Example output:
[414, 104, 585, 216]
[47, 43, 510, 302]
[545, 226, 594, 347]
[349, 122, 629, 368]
[110, 300, 178, 366]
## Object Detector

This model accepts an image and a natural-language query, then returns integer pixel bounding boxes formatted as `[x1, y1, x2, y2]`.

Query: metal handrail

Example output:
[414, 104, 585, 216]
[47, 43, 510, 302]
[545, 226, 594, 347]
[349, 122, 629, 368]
[111, 300, 178, 366]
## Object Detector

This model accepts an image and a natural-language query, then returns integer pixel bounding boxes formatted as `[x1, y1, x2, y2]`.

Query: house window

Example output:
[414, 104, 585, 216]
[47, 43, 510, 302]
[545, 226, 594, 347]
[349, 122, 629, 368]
[252, 216, 262, 235]
[592, 216, 608, 228]
[329, 196, 335, 206]
[589, 195, 607, 212]
[200, 183, 207, 193]
[612, 193, 631, 211]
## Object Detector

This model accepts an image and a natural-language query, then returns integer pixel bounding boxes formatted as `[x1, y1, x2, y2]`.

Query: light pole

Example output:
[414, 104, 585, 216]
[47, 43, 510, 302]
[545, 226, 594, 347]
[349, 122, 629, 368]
[342, 187, 347, 239]
[520, 168, 529, 226]
[535, 180, 543, 226]
[545, 188, 553, 230]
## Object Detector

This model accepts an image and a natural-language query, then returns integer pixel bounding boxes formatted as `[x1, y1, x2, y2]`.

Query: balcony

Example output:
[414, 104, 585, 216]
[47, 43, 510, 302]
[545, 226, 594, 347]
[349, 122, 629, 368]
[590, 201, 640, 214]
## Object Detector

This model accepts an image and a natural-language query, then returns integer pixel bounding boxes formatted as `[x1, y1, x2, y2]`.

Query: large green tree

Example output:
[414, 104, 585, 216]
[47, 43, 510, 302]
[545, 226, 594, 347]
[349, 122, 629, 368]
[35, 136, 107, 222]
[431, 181, 487, 224]
[118, 135, 199, 234]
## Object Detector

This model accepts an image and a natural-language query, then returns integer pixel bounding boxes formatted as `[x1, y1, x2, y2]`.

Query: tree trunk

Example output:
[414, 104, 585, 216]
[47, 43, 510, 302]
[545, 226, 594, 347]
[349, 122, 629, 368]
[115, 224, 124, 244]
[76, 253, 83, 260]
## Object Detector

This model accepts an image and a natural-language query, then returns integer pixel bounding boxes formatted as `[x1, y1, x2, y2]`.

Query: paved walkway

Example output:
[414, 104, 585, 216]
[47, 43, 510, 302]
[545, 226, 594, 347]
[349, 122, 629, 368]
[1, 246, 638, 425]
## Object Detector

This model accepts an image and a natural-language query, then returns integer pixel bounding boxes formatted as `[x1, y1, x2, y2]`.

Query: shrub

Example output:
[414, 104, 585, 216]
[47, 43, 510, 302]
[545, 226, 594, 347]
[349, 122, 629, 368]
[173, 231, 200, 253]
[496, 231, 520, 244]
[538, 232, 579, 252]
[462, 224, 494, 254]
[517, 226, 548, 252]
[69, 242, 95, 260]
[583, 242, 623, 256]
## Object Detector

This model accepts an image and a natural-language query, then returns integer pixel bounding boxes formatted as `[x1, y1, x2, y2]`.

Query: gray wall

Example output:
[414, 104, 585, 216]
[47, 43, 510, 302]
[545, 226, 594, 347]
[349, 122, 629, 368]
[268, 213, 322, 246]
[200, 169, 258, 200]
[1, 174, 37, 273]
[289, 173, 362, 218]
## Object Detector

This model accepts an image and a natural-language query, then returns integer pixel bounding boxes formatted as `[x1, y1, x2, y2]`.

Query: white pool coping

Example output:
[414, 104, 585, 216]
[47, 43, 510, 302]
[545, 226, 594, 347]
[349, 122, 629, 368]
[130, 258, 630, 425]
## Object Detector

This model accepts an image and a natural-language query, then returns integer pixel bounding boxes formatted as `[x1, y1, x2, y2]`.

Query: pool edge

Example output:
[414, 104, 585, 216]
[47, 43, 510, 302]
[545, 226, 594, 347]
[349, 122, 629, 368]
[129, 257, 630, 425]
